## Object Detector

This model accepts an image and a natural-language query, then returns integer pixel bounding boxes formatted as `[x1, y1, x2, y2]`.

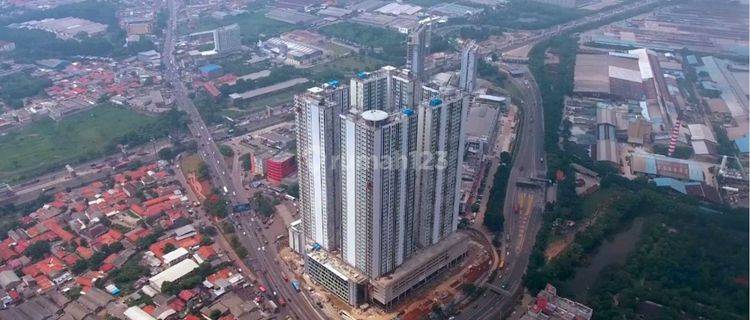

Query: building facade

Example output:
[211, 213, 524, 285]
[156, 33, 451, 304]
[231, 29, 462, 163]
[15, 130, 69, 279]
[416, 91, 468, 247]
[295, 90, 343, 251]
[340, 109, 419, 278]
[288, 219, 304, 254]
[305, 250, 368, 306]
[459, 41, 478, 93]
[407, 23, 430, 81]
[350, 69, 392, 112]
[265, 153, 296, 182]
[390, 69, 420, 112]
[299, 60, 470, 308]
[214, 24, 241, 54]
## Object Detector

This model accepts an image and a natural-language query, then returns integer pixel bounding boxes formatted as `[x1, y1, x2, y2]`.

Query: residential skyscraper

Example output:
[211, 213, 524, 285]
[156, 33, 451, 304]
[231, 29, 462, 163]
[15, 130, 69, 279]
[340, 109, 419, 278]
[350, 69, 391, 112]
[406, 23, 430, 81]
[350, 66, 420, 113]
[459, 41, 478, 92]
[390, 69, 420, 111]
[295, 84, 347, 251]
[416, 90, 468, 247]
[300, 73, 469, 308]
[214, 24, 241, 54]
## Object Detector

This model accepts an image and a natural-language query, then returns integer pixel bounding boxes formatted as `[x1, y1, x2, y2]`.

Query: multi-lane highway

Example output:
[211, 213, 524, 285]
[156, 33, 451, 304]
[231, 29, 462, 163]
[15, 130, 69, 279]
[159, 0, 665, 318]
[458, 1, 668, 318]
[457, 66, 546, 320]
[162, 1, 323, 318]
[495, 0, 662, 53]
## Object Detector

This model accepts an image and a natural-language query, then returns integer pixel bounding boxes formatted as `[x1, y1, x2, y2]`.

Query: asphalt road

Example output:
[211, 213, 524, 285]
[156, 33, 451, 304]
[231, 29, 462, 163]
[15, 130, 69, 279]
[163, 2, 324, 318]
[496, 0, 661, 53]
[457, 1, 665, 318]
[456, 66, 546, 320]
[161, 1, 662, 318]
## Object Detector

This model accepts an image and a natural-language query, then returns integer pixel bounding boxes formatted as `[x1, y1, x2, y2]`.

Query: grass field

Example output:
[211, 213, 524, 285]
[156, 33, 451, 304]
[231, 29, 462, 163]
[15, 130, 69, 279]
[218, 55, 386, 118]
[0, 106, 157, 182]
[180, 11, 296, 43]
[319, 22, 406, 65]
[180, 154, 203, 175]
[308, 55, 387, 82]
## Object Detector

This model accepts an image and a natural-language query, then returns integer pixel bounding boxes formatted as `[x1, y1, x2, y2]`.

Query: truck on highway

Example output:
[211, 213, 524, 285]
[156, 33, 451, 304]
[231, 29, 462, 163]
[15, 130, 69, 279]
[291, 280, 301, 292]
[223, 186, 229, 194]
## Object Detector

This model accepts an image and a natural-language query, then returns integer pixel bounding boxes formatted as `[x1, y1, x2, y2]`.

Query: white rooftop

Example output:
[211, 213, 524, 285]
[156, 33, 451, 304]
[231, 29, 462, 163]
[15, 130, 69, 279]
[149, 258, 199, 290]
[375, 2, 422, 15]
[124, 306, 157, 320]
[361, 109, 389, 122]
[162, 247, 189, 264]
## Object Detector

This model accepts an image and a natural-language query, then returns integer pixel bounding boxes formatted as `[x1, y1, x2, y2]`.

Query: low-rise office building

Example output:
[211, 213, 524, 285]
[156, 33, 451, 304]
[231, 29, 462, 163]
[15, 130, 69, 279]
[369, 232, 469, 308]
[149, 259, 199, 292]
[305, 249, 368, 307]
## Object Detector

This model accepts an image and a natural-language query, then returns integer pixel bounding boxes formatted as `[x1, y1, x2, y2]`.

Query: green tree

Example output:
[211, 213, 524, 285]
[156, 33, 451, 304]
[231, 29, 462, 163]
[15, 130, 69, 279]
[500, 151, 512, 164]
[163, 243, 176, 254]
[252, 194, 276, 217]
[286, 183, 299, 198]
[204, 193, 228, 218]
[161, 280, 178, 295]
[71, 259, 89, 275]
[158, 147, 176, 161]
[230, 236, 248, 259]
[713, 124, 738, 155]
[240, 153, 252, 171]
[221, 221, 235, 234]
[478, 59, 507, 86]
[197, 162, 210, 180]
[471, 202, 481, 213]
[200, 235, 213, 246]
[219, 145, 234, 157]
[25, 241, 51, 261]
[210, 310, 223, 320]
[483, 164, 510, 233]
[200, 225, 218, 236]
[0, 73, 52, 107]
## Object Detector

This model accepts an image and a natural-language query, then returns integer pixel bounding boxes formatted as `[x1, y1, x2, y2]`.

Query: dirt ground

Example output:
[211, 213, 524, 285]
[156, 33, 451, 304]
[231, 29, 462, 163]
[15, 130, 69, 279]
[544, 234, 575, 261]
[280, 239, 491, 320]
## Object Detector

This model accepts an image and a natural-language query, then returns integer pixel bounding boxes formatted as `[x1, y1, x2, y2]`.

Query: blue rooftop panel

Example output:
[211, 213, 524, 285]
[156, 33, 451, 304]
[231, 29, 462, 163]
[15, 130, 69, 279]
[644, 157, 657, 175]
[688, 164, 704, 182]
[734, 135, 749, 153]
[653, 177, 687, 194]
[200, 64, 222, 73]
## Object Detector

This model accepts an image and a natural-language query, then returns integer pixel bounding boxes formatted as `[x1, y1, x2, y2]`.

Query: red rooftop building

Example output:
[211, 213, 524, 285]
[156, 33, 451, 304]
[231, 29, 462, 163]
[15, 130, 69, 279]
[265, 153, 295, 183]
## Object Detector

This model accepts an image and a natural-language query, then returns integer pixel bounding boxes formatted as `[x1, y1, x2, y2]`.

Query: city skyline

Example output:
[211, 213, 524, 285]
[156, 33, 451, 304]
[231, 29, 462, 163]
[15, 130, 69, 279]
[0, 0, 745, 319]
